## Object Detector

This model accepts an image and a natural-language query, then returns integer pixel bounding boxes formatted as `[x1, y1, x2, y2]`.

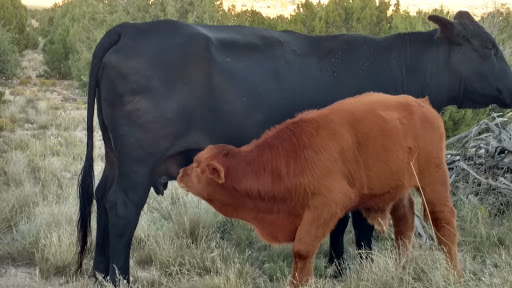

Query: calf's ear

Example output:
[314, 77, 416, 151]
[428, 14, 456, 40]
[206, 160, 225, 184]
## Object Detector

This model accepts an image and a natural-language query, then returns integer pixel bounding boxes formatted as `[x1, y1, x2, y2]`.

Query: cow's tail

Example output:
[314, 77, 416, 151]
[76, 24, 124, 275]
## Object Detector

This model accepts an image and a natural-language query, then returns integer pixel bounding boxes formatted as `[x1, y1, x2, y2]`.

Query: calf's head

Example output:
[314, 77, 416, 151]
[428, 10, 512, 108]
[177, 145, 231, 201]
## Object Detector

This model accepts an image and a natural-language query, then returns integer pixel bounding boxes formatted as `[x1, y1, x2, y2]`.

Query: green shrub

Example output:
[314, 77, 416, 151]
[42, 22, 72, 79]
[25, 28, 40, 50]
[28, 5, 59, 39]
[441, 106, 492, 139]
[0, 25, 21, 80]
[0, 0, 33, 51]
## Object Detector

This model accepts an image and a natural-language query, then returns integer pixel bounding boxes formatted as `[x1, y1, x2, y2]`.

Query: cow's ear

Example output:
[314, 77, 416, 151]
[428, 15, 456, 39]
[454, 10, 476, 24]
[205, 160, 225, 184]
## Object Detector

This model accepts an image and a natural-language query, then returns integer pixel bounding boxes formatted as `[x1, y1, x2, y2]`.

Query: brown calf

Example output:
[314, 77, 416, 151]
[177, 92, 461, 287]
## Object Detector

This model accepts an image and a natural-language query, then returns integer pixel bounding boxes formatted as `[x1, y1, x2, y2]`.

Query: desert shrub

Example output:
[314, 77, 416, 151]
[28, 4, 59, 39]
[0, 25, 20, 80]
[41, 0, 79, 79]
[42, 20, 72, 79]
[25, 28, 40, 50]
[0, 0, 37, 51]
[441, 106, 492, 139]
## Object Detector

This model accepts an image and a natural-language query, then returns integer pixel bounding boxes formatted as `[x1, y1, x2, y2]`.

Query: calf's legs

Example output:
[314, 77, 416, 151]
[417, 161, 461, 281]
[289, 196, 354, 288]
[290, 211, 340, 287]
[390, 193, 415, 261]
[419, 180, 461, 280]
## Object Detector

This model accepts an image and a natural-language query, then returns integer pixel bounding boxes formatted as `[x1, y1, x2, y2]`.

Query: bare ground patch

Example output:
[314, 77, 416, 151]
[0, 264, 66, 288]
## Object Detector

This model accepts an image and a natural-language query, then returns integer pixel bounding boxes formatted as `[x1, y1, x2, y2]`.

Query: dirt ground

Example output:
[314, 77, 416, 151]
[0, 264, 60, 288]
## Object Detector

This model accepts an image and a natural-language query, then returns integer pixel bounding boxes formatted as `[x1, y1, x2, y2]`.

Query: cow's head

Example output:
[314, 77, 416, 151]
[177, 145, 229, 201]
[428, 10, 512, 108]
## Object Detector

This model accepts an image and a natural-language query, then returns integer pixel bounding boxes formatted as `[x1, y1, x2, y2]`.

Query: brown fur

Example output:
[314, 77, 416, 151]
[177, 92, 461, 287]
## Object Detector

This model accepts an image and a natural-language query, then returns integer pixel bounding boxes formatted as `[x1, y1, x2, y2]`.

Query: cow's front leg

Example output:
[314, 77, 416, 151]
[351, 209, 375, 261]
[327, 214, 350, 277]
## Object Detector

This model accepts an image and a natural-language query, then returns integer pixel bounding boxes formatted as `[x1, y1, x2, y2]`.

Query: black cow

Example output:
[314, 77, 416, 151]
[76, 11, 512, 285]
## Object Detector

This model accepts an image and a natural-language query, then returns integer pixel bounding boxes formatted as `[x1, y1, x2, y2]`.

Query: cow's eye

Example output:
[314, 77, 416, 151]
[484, 43, 495, 54]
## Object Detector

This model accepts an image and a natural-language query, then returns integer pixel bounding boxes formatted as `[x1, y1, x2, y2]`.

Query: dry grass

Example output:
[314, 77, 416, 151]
[1, 49, 512, 288]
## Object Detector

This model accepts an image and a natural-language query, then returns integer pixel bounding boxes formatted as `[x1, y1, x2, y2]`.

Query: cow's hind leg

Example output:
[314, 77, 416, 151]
[418, 171, 461, 280]
[91, 149, 116, 279]
[351, 210, 375, 261]
[105, 163, 152, 286]
[390, 193, 415, 262]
